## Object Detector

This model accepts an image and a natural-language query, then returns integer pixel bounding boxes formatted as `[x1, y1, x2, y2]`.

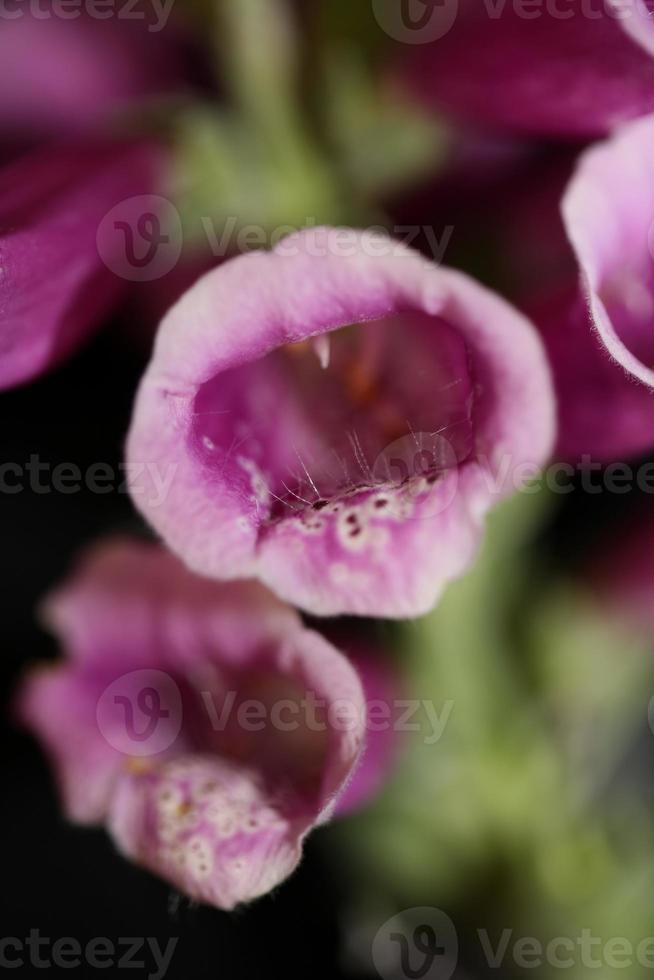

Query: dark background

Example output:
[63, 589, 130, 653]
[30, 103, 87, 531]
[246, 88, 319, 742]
[0, 327, 350, 980]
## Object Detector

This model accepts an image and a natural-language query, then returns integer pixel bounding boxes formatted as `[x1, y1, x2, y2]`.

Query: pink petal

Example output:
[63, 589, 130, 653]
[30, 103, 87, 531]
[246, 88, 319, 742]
[108, 756, 304, 910]
[16, 539, 367, 908]
[41, 537, 297, 669]
[127, 227, 555, 617]
[0, 140, 162, 389]
[532, 287, 654, 462]
[332, 642, 399, 815]
[400, 0, 654, 138]
[0, 10, 186, 141]
[614, 0, 654, 57]
[562, 114, 654, 389]
[16, 667, 123, 823]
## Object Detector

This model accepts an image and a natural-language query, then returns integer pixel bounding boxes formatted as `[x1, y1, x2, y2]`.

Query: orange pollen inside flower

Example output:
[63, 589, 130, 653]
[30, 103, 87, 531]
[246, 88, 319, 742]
[285, 333, 408, 444]
[124, 757, 155, 776]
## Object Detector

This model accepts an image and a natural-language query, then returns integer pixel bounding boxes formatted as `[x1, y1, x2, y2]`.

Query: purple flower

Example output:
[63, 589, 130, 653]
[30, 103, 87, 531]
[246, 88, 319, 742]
[562, 114, 654, 391]
[126, 227, 555, 618]
[532, 288, 654, 463]
[0, 140, 162, 389]
[15, 539, 379, 909]
[0, 7, 186, 145]
[399, 140, 654, 463]
[400, 0, 654, 138]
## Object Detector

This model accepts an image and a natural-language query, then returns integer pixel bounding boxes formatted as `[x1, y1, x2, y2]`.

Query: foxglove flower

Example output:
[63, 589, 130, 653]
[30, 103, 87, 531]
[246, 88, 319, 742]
[562, 113, 654, 391]
[399, 142, 654, 462]
[0, 140, 162, 389]
[400, 0, 654, 138]
[16, 539, 376, 910]
[127, 227, 555, 618]
[0, 7, 186, 143]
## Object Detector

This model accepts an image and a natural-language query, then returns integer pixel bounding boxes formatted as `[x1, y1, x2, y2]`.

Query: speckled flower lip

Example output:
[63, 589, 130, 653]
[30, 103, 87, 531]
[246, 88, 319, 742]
[127, 227, 555, 617]
[16, 539, 386, 911]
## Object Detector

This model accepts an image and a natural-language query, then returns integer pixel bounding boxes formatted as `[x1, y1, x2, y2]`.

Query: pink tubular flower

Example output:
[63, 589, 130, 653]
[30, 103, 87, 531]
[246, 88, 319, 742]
[16, 539, 370, 910]
[127, 227, 555, 618]
[400, 0, 654, 138]
[562, 114, 654, 391]
[398, 141, 654, 463]
[0, 140, 162, 389]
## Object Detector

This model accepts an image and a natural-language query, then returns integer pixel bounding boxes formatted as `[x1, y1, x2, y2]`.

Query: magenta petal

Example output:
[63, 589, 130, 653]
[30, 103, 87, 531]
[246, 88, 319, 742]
[16, 539, 367, 908]
[533, 288, 654, 462]
[127, 227, 555, 617]
[0, 11, 184, 141]
[16, 668, 123, 823]
[332, 644, 399, 816]
[40, 537, 297, 669]
[400, 0, 654, 138]
[563, 114, 654, 389]
[0, 140, 162, 389]
[108, 619, 369, 908]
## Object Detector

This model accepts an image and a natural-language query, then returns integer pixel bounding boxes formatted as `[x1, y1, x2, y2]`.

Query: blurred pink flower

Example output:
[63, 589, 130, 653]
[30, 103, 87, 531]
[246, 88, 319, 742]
[0, 140, 164, 389]
[15, 539, 385, 910]
[394, 137, 654, 463]
[0, 6, 188, 145]
[562, 114, 654, 391]
[331, 639, 399, 815]
[127, 226, 555, 618]
[400, 0, 654, 138]
[531, 288, 654, 463]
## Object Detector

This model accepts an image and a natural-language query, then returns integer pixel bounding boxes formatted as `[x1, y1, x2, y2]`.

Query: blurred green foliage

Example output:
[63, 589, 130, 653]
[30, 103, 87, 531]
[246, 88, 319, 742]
[333, 492, 654, 978]
[167, 0, 445, 251]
